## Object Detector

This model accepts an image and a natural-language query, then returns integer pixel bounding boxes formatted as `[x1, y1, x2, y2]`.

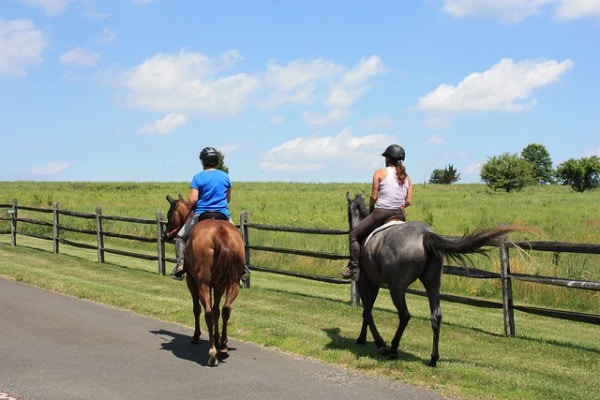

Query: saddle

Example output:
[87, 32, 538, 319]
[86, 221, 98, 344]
[197, 211, 228, 222]
[363, 219, 405, 248]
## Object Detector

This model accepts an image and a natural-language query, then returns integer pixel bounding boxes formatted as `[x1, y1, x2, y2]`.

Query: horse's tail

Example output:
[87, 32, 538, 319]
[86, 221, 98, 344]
[211, 225, 246, 287]
[423, 225, 521, 264]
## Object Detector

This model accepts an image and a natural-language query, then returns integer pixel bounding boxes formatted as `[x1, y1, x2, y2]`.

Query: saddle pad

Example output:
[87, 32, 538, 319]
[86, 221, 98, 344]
[364, 220, 405, 247]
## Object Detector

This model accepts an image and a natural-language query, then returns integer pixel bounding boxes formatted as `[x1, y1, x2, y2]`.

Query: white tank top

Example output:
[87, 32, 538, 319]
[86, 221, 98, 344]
[374, 167, 409, 210]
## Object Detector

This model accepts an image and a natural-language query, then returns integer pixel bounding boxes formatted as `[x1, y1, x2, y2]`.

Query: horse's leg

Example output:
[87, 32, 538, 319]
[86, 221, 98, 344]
[186, 276, 202, 343]
[387, 287, 411, 360]
[217, 283, 240, 360]
[419, 260, 443, 367]
[357, 280, 386, 352]
[199, 283, 218, 366]
[211, 287, 223, 357]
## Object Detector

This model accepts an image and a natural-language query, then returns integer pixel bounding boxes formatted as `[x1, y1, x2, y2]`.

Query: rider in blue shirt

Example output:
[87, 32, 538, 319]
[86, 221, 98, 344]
[171, 147, 232, 280]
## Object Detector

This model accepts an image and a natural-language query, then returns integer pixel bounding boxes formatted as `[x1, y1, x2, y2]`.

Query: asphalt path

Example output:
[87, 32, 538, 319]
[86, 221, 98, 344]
[0, 279, 447, 400]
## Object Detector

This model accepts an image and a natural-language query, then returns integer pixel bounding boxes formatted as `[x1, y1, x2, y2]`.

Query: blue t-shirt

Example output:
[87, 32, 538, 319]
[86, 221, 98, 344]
[190, 169, 232, 219]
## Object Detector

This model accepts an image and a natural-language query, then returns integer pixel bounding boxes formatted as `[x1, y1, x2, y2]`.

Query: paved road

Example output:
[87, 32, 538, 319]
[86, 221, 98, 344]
[0, 279, 446, 400]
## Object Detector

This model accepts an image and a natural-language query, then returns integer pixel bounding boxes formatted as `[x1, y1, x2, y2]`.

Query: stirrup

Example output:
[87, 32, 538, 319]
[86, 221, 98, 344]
[170, 264, 184, 281]
[340, 265, 360, 281]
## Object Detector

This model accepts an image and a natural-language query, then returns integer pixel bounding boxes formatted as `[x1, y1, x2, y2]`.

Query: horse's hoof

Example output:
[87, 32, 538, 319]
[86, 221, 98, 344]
[208, 357, 219, 366]
[377, 346, 390, 356]
[428, 360, 438, 367]
[191, 337, 200, 344]
[217, 350, 230, 360]
[387, 351, 399, 360]
[356, 338, 366, 345]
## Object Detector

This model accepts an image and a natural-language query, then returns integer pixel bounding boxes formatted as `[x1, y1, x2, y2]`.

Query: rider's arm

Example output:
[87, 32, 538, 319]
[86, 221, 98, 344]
[369, 169, 384, 212]
[189, 188, 199, 209]
[404, 176, 413, 208]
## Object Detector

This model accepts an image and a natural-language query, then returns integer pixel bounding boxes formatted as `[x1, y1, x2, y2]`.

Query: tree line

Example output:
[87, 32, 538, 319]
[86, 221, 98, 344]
[429, 143, 600, 192]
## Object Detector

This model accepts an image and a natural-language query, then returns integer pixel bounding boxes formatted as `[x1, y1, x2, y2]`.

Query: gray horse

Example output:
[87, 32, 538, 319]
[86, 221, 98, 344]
[347, 192, 520, 367]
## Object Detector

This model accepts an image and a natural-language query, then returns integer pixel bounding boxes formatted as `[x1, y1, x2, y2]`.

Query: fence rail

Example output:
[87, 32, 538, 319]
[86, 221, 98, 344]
[1, 201, 599, 337]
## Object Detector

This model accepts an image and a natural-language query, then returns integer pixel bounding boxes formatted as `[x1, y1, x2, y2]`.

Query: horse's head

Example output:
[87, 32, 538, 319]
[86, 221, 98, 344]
[164, 194, 192, 241]
[346, 192, 369, 229]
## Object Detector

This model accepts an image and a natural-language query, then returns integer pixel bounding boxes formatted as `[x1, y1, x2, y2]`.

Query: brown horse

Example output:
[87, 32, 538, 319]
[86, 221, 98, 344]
[165, 194, 246, 366]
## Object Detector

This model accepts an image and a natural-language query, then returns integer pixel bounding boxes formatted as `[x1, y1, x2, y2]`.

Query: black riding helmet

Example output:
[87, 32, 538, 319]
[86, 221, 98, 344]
[382, 144, 405, 162]
[199, 147, 219, 166]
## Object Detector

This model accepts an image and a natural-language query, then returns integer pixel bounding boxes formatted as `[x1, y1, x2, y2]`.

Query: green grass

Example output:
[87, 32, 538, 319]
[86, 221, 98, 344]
[1, 241, 598, 400]
[2, 181, 598, 312]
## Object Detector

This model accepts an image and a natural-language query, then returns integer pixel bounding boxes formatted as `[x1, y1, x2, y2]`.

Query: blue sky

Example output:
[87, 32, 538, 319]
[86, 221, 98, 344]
[1, 0, 599, 184]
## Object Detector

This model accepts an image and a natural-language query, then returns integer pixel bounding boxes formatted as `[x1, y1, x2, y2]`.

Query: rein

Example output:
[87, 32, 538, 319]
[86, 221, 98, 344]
[166, 200, 195, 238]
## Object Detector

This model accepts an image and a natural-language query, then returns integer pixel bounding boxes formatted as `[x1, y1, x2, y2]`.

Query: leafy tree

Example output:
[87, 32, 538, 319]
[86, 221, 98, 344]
[429, 164, 461, 184]
[556, 156, 600, 192]
[216, 151, 229, 174]
[480, 153, 534, 192]
[521, 143, 554, 184]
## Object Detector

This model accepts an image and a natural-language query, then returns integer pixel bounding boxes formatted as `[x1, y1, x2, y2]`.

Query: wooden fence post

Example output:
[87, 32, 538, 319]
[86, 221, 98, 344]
[350, 281, 360, 306]
[96, 206, 105, 263]
[53, 202, 60, 254]
[240, 210, 250, 288]
[156, 210, 166, 275]
[10, 198, 17, 246]
[500, 240, 515, 337]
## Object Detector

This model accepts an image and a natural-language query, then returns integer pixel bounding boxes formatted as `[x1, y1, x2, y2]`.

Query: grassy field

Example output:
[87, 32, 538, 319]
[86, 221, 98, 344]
[0, 240, 598, 400]
[1, 181, 598, 310]
[0, 181, 599, 399]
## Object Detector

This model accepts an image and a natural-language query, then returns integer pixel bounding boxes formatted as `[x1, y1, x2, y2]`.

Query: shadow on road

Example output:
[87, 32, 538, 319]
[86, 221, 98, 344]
[150, 329, 238, 366]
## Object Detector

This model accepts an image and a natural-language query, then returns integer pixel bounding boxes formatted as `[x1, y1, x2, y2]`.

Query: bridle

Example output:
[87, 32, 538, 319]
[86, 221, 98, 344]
[165, 200, 195, 239]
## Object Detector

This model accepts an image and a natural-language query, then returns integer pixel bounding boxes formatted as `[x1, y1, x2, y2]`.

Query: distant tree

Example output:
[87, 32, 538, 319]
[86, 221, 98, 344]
[480, 153, 534, 192]
[429, 164, 461, 184]
[556, 156, 600, 192]
[521, 143, 554, 184]
[217, 151, 229, 174]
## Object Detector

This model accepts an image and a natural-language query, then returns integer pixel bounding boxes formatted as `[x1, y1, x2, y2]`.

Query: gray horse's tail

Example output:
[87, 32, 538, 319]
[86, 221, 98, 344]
[423, 225, 520, 264]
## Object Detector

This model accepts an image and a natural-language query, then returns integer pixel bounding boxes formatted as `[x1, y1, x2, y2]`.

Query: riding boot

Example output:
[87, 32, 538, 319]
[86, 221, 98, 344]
[170, 238, 186, 281]
[340, 240, 360, 281]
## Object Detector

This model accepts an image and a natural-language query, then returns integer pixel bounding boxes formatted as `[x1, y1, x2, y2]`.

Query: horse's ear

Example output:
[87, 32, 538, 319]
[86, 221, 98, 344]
[346, 191, 352, 202]
[360, 192, 366, 201]
[178, 194, 183, 201]
[166, 194, 175, 204]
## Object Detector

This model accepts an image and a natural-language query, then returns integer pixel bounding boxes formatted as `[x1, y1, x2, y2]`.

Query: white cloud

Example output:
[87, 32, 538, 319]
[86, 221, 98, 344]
[0, 18, 48, 79]
[16, 0, 71, 16]
[97, 28, 117, 45]
[139, 113, 187, 135]
[464, 162, 484, 176]
[59, 47, 101, 67]
[416, 58, 574, 113]
[554, 0, 600, 20]
[260, 127, 393, 174]
[32, 161, 69, 176]
[112, 50, 387, 124]
[122, 49, 260, 116]
[427, 134, 445, 145]
[440, 0, 600, 23]
[263, 55, 388, 110]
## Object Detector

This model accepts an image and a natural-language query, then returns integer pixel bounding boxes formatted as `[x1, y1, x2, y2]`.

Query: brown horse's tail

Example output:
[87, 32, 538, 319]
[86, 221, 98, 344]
[211, 225, 245, 288]
[423, 225, 522, 264]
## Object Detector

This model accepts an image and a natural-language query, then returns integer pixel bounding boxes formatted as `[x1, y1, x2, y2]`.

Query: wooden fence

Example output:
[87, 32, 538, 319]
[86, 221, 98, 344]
[1, 200, 599, 337]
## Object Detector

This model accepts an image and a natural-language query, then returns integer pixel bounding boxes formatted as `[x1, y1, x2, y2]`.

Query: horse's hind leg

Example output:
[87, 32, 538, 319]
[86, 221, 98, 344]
[218, 283, 240, 360]
[199, 283, 218, 366]
[420, 262, 442, 367]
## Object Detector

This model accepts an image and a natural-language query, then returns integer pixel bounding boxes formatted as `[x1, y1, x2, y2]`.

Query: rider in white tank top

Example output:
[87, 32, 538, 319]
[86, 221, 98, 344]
[375, 167, 409, 210]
